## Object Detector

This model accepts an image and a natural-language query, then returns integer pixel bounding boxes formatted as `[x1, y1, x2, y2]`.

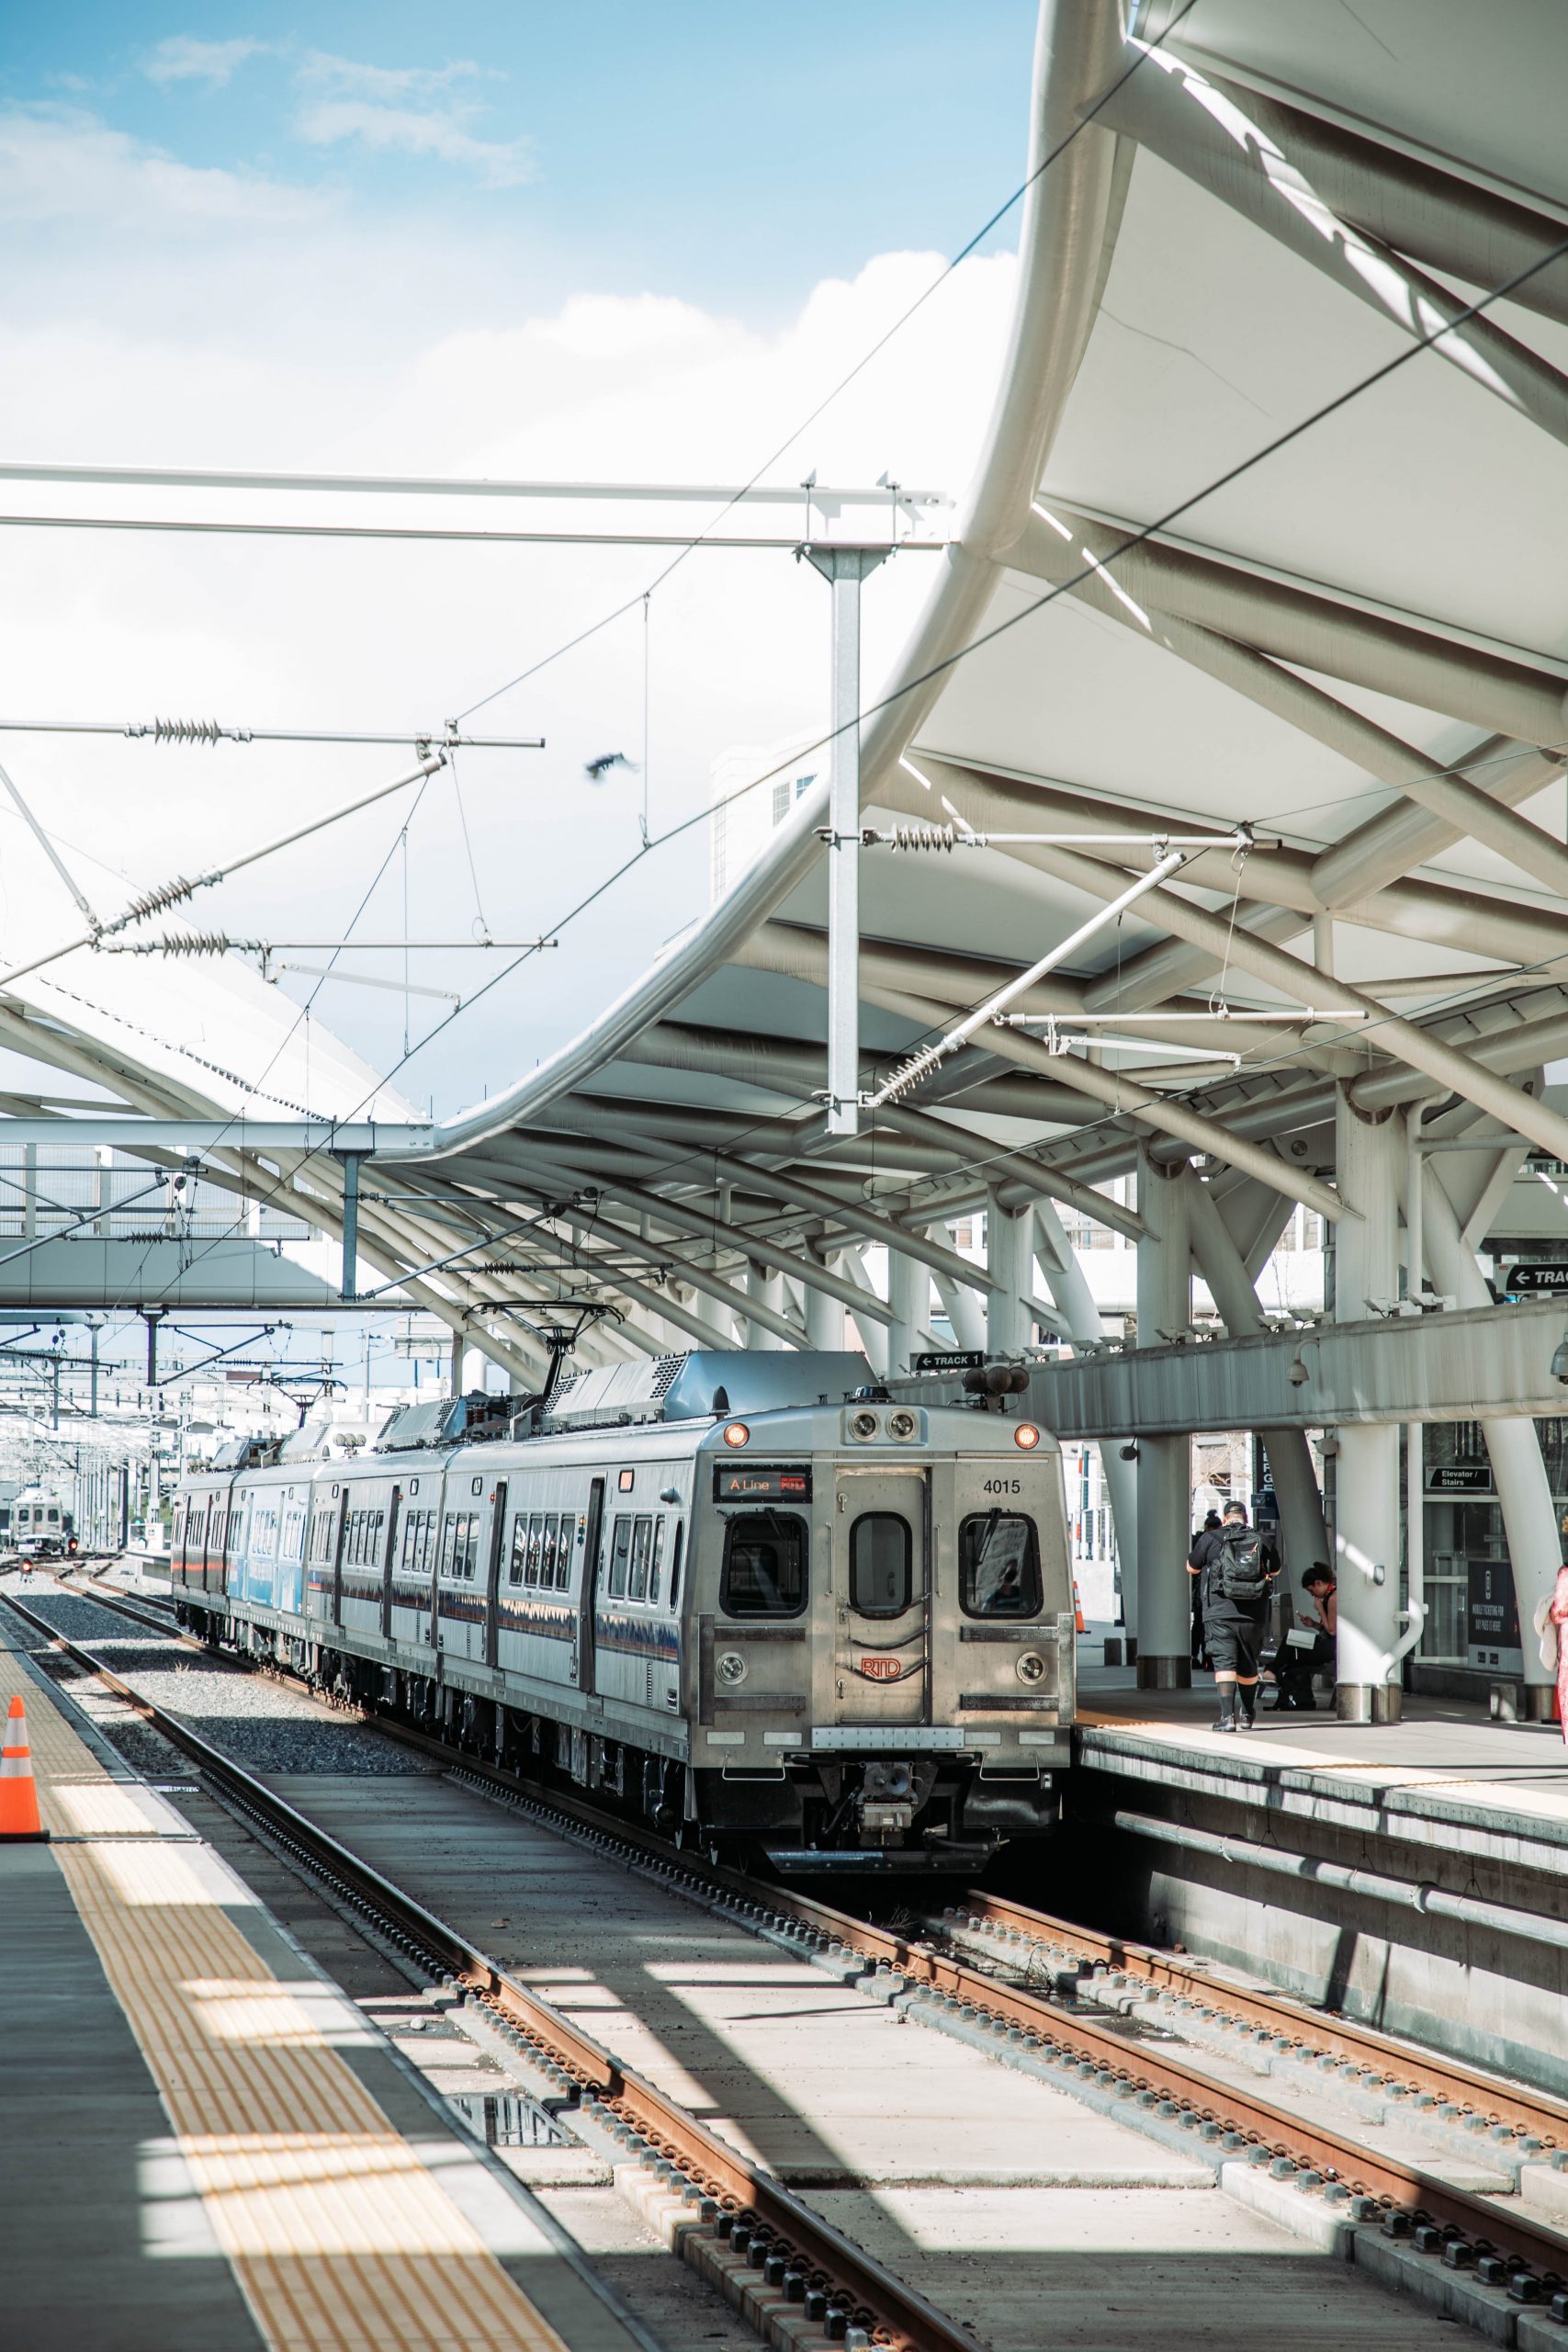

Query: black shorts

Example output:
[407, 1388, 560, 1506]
[1206, 1617, 1265, 1676]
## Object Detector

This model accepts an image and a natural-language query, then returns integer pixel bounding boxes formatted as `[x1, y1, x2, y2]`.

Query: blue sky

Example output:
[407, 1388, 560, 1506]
[7, 6, 1039, 318]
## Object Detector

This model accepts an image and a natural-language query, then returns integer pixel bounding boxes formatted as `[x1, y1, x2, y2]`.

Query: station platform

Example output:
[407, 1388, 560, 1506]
[1073, 1645, 1568, 1884]
[0, 1635, 635, 2352]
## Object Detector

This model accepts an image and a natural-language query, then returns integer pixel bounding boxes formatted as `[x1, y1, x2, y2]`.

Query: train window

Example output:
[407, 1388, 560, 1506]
[667, 1522, 683, 1611]
[460, 1514, 479, 1580]
[508, 1511, 527, 1585]
[524, 1513, 542, 1586]
[400, 1515, 417, 1572]
[850, 1514, 912, 1618]
[556, 1519, 572, 1591]
[628, 1516, 652, 1601]
[540, 1515, 558, 1587]
[439, 1515, 458, 1577]
[721, 1514, 807, 1618]
[649, 1516, 666, 1604]
[373, 1509, 386, 1564]
[608, 1516, 632, 1599]
[959, 1513, 1042, 1619]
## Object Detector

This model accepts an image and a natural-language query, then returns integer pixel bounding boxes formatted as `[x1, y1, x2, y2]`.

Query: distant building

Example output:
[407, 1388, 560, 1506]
[709, 737, 821, 902]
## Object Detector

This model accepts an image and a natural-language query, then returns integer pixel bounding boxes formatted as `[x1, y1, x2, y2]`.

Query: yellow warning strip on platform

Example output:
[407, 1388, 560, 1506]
[8, 1657, 570, 2352]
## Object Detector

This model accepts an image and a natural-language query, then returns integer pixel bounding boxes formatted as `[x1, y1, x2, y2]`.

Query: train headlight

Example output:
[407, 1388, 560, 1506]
[722, 1421, 750, 1448]
[716, 1650, 748, 1686]
[887, 1408, 919, 1442]
[849, 1408, 880, 1442]
[1017, 1651, 1048, 1685]
[1013, 1422, 1041, 1451]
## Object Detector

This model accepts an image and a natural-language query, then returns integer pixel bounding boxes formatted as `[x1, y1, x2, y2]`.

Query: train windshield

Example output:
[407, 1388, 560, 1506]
[720, 1512, 807, 1617]
[959, 1512, 1042, 1618]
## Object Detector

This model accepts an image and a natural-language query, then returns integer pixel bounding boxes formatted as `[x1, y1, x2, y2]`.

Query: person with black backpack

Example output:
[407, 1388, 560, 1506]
[1187, 1498, 1280, 1732]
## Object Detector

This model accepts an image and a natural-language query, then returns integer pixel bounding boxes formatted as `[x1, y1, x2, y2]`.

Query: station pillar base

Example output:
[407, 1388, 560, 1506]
[1136, 1654, 1191, 1690]
[1336, 1681, 1403, 1725]
[1495, 1682, 1562, 1724]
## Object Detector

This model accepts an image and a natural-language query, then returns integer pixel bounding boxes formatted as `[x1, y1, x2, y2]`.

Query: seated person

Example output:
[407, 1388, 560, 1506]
[1267, 1564, 1336, 1710]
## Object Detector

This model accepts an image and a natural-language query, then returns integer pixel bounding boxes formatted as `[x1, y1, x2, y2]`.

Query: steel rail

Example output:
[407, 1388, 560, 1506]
[943, 1888, 1568, 2149]
[2, 1587, 984, 2352]
[34, 1577, 1568, 2288]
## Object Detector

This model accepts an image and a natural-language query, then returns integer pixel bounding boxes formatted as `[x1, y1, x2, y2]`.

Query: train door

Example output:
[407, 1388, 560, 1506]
[574, 1476, 605, 1693]
[833, 1465, 930, 1727]
[381, 1485, 401, 1641]
[482, 1479, 507, 1668]
[330, 1489, 350, 1625]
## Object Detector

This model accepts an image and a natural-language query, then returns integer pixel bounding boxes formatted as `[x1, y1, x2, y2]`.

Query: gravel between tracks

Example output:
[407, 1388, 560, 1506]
[5, 1582, 432, 1777]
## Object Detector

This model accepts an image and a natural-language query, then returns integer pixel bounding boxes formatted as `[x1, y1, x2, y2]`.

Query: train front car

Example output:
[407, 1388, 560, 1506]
[667, 1363, 1072, 1873]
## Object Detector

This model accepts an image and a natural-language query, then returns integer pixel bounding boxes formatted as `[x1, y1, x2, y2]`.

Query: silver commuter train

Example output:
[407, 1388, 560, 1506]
[170, 1350, 1075, 1872]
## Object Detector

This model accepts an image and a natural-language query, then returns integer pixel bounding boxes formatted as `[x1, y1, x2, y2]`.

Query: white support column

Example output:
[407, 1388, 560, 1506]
[744, 1261, 787, 1351]
[1186, 1174, 1330, 1579]
[1334, 1091, 1404, 1721]
[931, 1222, 987, 1353]
[1420, 1166, 1561, 1715]
[1134, 1150, 1192, 1687]
[1033, 1200, 1138, 1615]
[886, 1250, 928, 1380]
[447, 1330, 465, 1398]
[985, 1192, 1030, 1356]
[839, 1245, 889, 1375]
[804, 1246, 846, 1351]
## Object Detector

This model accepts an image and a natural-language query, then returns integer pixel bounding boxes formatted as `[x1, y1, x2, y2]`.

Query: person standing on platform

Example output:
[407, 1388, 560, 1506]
[1190, 1509, 1221, 1668]
[1188, 1498, 1280, 1733]
[1532, 1522, 1568, 1743]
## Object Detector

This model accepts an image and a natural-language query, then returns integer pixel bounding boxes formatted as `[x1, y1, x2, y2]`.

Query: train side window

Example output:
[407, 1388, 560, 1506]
[508, 1511, 527, 1584]
[850, 1514, 912, 1618]
[959, 1512, 1042, 1619]
[667, 1522, 683, 1611]
[540, 1515, 558, 1588]
[521, 1513, 539, 1586]
[439, 1515, 458, 1577]
[557, 1520, 574, 1591]
[649, 1516, 666, 1604]
[462, 1513, 479, 1580]
[608, 1515, 632, 1599]
[628, 1515, 652, 1601]
[721, 1513, 807, 1618]
[374, 1509, 386, 1564]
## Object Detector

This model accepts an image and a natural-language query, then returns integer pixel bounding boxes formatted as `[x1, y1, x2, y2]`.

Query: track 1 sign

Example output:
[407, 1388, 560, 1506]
[1502, 1262, 1568, 1294]
[913, 1350, 987, 1374]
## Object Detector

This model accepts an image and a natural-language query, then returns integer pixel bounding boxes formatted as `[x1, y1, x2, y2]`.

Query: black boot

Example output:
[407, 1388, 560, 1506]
[1236, 1683, 1258, 1730]
[1212, 1686, 1237, 1733]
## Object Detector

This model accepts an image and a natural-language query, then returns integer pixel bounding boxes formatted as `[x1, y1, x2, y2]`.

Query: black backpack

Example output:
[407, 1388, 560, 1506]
[1218, 1526, 1269, 1603]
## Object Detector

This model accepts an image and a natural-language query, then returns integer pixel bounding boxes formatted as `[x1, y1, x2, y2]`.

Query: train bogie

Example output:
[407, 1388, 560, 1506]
[169, 1352, 1075, 1872]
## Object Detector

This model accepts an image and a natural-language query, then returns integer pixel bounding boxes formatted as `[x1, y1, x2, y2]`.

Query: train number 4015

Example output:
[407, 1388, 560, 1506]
[981, 1477, 1022, 1495]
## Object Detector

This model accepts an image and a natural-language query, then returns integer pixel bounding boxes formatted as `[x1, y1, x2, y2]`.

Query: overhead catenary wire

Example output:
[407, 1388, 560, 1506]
[0, 718, 544, 749]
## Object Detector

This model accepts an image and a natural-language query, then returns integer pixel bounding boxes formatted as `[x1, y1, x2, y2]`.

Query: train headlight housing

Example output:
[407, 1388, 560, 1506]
[849, 1408, 880, 1442]
[1016, 1650, 1048, 1685]
[1013, 1422, 1041, 1451]
[722, 1421, 750, 1448]
[716, 1650, 748, 1686]
[886, 1408, 919, 1442]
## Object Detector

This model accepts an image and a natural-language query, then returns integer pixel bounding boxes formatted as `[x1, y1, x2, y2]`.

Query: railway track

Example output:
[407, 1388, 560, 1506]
[17, 1575, 1568, 2322]
[4, 1583, 983, 2352]
[936, 1889, 1568, 2154]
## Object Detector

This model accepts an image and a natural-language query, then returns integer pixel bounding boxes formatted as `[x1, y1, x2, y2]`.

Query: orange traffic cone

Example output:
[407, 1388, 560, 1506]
[1, 1693, 48, 1840]
[1072, 1577, 1087, 1635]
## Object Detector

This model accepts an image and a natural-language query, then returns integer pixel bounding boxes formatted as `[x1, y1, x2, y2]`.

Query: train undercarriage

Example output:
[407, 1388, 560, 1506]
[177, 1603, 1058, 1875]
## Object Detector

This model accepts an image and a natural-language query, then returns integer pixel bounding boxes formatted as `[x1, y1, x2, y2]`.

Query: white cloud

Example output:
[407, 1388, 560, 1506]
[143, 36, 268, 90]
[293, 96, 534, 188]
[297, 52, 487, 102]
[0, 97, 1010, 1113]
[0, 105, 322, 227]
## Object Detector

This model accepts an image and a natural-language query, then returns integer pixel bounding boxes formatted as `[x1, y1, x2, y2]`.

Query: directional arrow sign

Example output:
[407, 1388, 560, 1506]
[1502, 1262, 1568, 1294]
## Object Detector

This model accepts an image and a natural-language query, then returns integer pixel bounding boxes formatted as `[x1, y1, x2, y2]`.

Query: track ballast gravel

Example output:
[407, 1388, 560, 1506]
[6, 1581, 432, 1777]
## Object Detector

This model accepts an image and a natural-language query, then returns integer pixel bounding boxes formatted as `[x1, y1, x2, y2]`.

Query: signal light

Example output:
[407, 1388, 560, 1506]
[722, 1421, 750, 1448]
[1014, 1422, 1041, 1450]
